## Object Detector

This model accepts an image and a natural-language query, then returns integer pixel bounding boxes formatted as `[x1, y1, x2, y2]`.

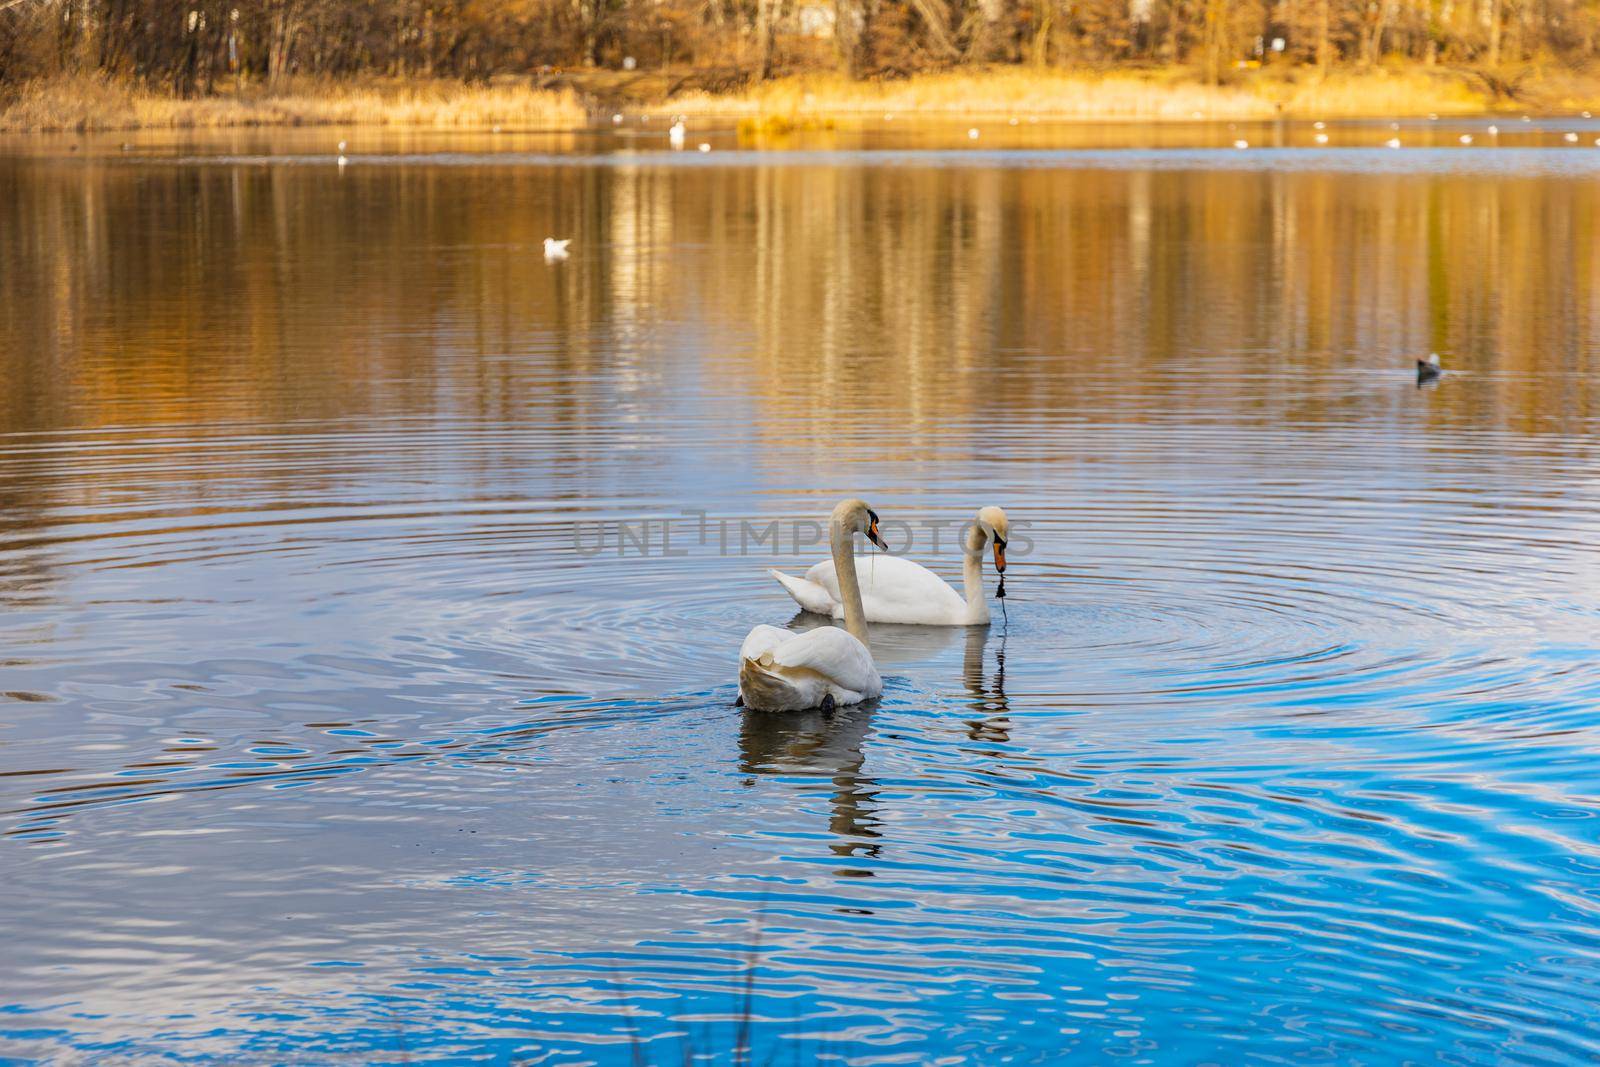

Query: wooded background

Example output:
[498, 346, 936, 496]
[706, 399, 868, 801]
[3, 0, 1596, 93]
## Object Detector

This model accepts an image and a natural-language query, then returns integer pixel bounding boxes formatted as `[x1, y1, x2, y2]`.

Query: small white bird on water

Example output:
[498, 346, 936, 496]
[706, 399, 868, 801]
[1565, 132, 1580, 143]
[1233, 139, 1249, 149]
[612, 113, 623, 124]
[543, 238, 571, 260]
[1386, 137, 1402, 148]
[669, 120, 686, 147]
[968, 128, 980, 140]
[337, 140, 347, 152]
[337, 154, 348, 168]
[1314, 132, 1329, 144]
[698, 142, 711, 152]
[1488, 124, 1499, 134]
[1460, 134, 1473, 145]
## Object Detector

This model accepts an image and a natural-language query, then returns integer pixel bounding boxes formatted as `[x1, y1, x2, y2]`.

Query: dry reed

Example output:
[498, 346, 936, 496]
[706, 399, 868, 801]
[661, 67, 1500, 121]
[0, 74, 588, 132]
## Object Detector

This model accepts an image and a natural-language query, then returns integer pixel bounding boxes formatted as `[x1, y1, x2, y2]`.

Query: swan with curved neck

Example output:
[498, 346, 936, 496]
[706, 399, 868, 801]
[739, 499, 887, 712]
[770, 506, 1009, 626]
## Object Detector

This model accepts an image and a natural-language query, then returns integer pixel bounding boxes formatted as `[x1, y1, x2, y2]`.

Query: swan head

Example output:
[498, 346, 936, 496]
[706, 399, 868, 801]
[832, 498, 888, 550]
[974, 506, 1009, 573]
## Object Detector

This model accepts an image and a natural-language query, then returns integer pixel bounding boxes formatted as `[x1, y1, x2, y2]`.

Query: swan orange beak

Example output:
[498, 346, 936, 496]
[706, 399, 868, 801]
[992, 540, 1007, 574]
[867, 514, 888, 550]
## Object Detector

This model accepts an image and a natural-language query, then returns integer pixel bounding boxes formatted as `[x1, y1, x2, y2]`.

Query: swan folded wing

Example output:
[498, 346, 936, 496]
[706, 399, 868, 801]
[763, 626, 881, 698]
[805, 556, 966, 624]
[768, 569, 836, 615]
[739, 623, 794, 663]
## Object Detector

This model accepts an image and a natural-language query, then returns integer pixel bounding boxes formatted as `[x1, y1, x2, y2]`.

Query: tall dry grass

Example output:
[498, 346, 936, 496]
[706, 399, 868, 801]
[0, 74, 589, 132]
[660, 67, 1497, 121]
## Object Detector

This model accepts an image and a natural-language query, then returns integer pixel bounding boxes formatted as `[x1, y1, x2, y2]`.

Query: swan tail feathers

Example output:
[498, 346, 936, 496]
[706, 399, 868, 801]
[768, 569, 838, 615]
[739, 655, 810, 712]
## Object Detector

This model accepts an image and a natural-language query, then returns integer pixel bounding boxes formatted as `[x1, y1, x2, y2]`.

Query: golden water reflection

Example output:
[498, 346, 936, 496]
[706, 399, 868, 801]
[4, 152, 1596, 448]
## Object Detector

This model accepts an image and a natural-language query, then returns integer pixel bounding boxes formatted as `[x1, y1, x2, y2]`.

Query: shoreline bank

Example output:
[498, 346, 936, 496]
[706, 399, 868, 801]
[5, 67, 1598, 134]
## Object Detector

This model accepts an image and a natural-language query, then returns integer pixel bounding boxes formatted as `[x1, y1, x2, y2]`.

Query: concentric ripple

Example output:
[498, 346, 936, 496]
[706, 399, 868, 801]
[4, 138, 1600, 1065]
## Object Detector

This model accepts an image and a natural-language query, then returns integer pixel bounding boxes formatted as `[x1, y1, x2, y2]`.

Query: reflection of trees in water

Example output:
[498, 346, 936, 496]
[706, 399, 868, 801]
[5, 159, 1598, 447]
[738, 699, 881, 867]
[0, 459, 62, 618]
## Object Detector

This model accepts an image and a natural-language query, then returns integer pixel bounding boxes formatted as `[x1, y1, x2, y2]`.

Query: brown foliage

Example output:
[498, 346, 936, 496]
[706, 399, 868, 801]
[1, 0, 1595, 95]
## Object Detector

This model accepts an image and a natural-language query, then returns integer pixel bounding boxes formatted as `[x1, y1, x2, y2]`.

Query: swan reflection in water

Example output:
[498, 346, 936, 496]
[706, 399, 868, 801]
[962, 624, 1009, 745]
[738, 620, 1010, 873]
[739, 698, 882, 869]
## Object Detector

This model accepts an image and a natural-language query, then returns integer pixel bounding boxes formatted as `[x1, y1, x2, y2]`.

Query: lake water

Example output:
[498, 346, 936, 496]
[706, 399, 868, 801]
[4, 121, 1600, 1064]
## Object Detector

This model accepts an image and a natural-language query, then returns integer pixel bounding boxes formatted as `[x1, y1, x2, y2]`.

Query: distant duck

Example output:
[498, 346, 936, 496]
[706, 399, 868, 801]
[1314, 132, 1329, 144]
[1233, 139, 1249, 149]
[698, 142, 711, 152]
[1417, 353, 1442, 382]
[1386, 137, 1402, 148]
[669, 120, 686, 147]
[612, 113, 623, 124]
[968, 127, 980, 140]
[1488, 124, 1499, 134]
[337, 154, 348, 168]
[1565, 132, 1580, 143]
[543, 237, 571, 260]
[1459, 134, 1473, 145]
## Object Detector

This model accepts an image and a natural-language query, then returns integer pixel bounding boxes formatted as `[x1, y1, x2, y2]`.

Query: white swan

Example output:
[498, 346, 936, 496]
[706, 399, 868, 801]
[543, 237, 571, 260]
[770, 506, 1009, 626]
[739, 500, 887, 712]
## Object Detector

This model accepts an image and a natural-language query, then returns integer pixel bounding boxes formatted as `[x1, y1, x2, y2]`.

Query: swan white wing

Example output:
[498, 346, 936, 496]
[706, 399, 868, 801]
[763, 625, 880, 698]
[739, 623, 881, 711]
[769, 569, 836, 615]
[804, 556, 967, 625]
[739, 623, 794, 662]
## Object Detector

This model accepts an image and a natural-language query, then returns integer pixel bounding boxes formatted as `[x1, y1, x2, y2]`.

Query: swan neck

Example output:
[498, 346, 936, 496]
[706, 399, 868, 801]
[963, 551, 986, 609]
[962, 524, 990, 624]
[831, 519, 870, 646]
